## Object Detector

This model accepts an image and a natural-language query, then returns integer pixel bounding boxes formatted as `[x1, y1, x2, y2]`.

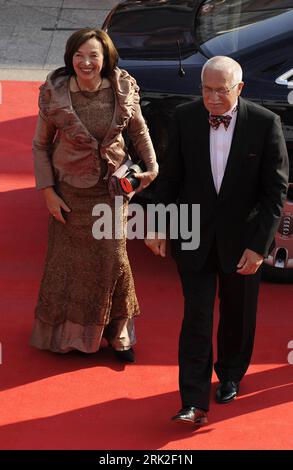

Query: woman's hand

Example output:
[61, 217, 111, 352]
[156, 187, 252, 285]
[133, 170, 158, 193]
[43, 187, 71, 224]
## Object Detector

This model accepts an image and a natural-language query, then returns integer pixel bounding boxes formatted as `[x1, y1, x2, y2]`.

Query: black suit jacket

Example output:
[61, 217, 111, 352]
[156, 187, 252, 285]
[155, 97, 289, 272]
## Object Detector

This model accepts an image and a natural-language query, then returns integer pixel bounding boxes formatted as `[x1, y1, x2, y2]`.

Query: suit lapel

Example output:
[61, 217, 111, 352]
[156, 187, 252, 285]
[218, 97, 248, 200]
[192, 103, 218, 198]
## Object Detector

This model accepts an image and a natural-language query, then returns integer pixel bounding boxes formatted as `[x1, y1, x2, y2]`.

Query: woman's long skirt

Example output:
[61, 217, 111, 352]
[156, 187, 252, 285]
[30, 179, 140, 353]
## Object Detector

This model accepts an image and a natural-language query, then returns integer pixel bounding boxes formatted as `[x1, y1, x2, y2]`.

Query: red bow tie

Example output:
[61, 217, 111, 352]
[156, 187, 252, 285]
[209, 114, 232, 130]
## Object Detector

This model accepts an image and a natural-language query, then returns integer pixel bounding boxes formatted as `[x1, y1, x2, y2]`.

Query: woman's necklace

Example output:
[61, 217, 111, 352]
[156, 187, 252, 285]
[74, 76, 103, 97]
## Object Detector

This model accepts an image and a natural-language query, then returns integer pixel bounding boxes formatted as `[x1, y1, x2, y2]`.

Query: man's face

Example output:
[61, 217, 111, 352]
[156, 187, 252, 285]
[201, 68, 244, 115]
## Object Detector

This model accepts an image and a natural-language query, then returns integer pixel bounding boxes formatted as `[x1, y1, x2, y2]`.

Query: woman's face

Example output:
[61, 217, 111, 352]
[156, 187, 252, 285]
[72, 37, 104, 83]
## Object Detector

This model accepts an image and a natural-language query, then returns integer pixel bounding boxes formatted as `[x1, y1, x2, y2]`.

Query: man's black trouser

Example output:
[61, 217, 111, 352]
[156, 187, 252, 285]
[177, 243, 262, 411]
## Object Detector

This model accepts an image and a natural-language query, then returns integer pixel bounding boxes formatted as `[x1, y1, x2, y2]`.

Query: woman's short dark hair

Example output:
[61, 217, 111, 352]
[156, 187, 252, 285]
[52, 28, 119, 81]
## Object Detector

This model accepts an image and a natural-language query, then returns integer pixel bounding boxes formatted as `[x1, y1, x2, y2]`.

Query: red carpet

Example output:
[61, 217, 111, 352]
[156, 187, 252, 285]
[0, 81, 292, 450]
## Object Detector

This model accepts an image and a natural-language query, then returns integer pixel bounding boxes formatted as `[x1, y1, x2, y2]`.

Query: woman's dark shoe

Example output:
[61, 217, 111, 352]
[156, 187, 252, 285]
[114, 347, 135, 363]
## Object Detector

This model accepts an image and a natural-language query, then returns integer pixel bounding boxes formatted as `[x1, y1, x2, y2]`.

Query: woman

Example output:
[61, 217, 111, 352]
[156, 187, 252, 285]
[30, 28, 158, 362]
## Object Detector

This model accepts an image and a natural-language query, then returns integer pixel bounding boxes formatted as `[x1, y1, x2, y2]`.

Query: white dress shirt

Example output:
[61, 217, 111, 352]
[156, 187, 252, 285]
[210, 101, 238, 193]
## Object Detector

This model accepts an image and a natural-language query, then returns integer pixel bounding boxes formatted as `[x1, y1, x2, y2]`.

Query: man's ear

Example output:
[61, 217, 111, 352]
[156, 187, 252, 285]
[238, 82, 244, 95]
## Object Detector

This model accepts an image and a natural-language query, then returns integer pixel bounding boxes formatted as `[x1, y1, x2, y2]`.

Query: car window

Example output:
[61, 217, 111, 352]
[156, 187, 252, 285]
[195, 0, 293, 56]
[106, 1, 198, 59]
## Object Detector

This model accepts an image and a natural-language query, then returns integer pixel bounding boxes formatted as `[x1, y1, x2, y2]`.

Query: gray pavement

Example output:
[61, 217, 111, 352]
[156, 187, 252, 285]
[0, 0, 122, 80]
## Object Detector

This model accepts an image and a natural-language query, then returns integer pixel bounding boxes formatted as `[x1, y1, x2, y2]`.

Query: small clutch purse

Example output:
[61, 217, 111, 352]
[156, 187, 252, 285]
[108, 158, 144, 199]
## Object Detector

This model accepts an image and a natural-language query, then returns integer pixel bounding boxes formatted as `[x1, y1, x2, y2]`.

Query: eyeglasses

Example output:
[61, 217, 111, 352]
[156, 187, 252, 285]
[199, 83, 239, 96]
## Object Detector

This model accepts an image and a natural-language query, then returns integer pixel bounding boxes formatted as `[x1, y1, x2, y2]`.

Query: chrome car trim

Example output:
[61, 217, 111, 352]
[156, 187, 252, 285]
[276, 69, 293, 88]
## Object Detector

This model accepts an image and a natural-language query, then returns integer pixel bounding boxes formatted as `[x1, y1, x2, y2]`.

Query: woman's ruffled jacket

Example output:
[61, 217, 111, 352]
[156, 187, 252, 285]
[33, 67, 157, 189]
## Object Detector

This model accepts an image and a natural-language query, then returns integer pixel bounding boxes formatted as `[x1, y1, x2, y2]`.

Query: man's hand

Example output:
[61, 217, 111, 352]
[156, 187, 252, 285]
[43, 187, 71, 224]
[237, 248, 264, 275]
[144, 233, 166, 257]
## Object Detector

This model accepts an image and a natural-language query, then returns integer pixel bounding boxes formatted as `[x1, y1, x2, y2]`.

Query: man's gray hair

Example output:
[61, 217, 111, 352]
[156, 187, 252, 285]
[201, 56, 243, 83]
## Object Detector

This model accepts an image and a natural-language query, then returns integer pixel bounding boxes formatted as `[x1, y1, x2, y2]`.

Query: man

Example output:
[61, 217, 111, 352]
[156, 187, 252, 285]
[145, 56, 289, 426]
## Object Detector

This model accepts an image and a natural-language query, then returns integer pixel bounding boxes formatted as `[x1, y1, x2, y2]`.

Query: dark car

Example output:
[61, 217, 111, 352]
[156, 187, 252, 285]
[103, 0, 293, 281]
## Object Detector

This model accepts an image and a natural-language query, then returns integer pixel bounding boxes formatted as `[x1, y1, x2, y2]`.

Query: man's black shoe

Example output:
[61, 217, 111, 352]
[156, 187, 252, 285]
[171, 407, 208, 426]
[215, 381, 239, 403]
[114, 347, 135, 363]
